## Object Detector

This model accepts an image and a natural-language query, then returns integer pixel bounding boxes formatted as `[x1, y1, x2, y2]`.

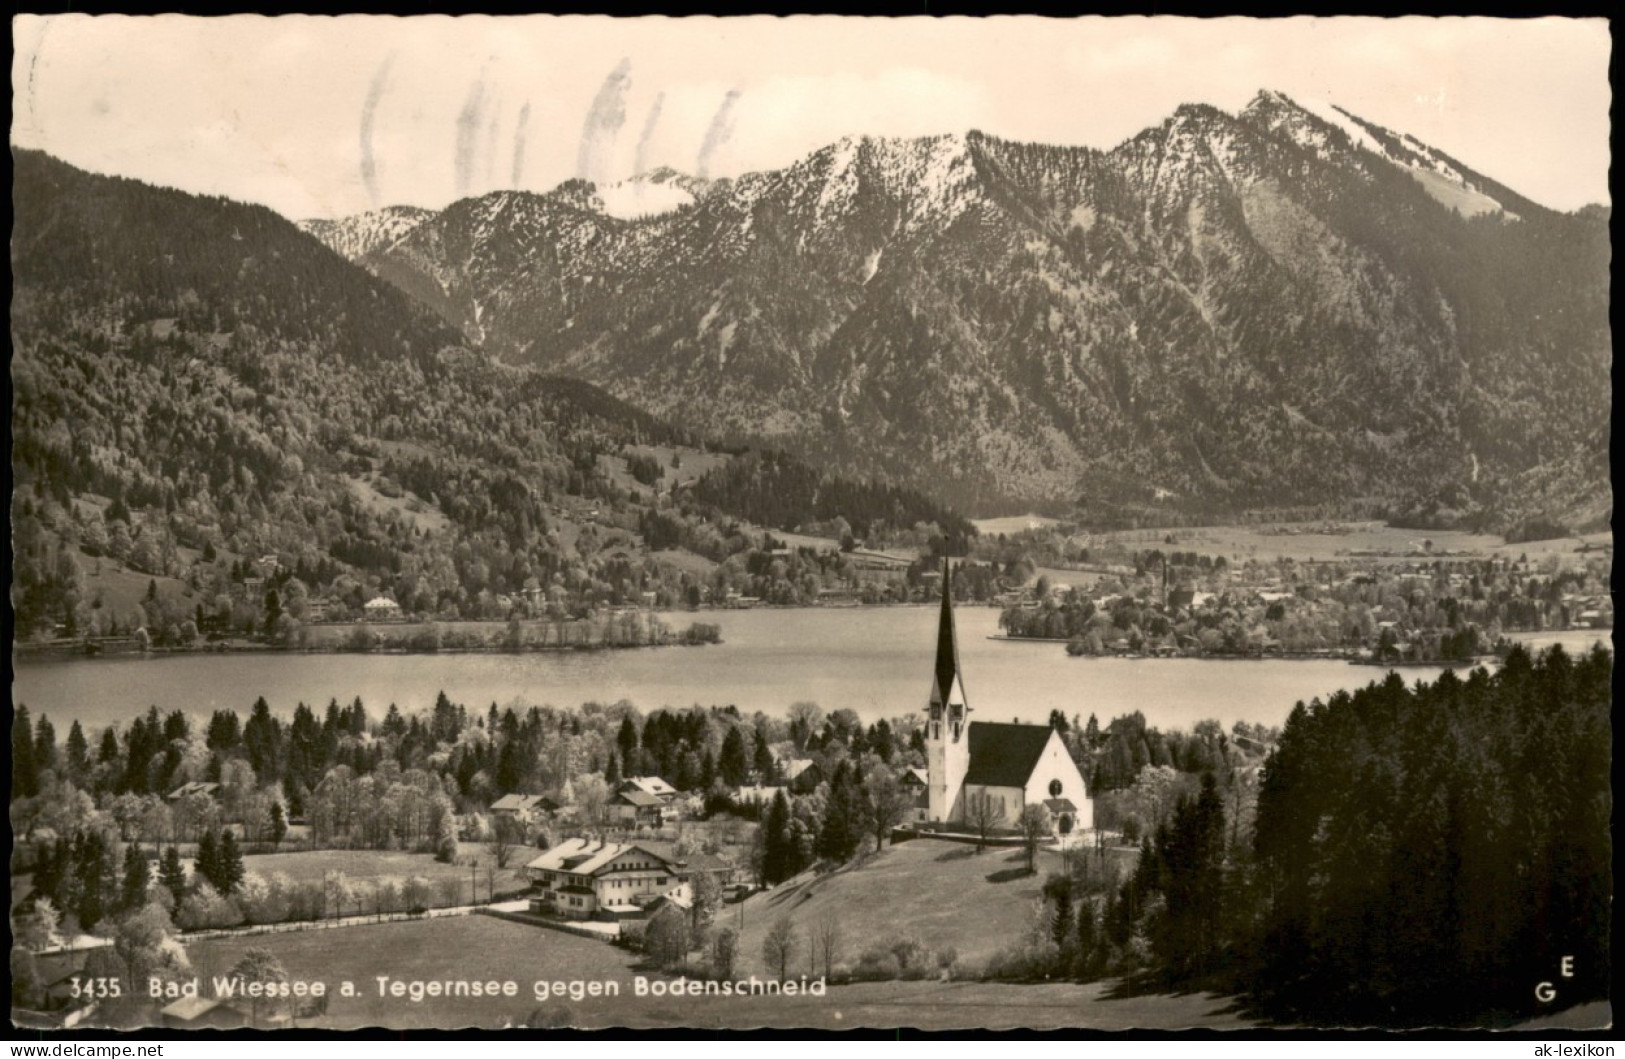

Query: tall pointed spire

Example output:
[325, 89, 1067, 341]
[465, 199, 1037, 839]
[933, 555, 962, 707]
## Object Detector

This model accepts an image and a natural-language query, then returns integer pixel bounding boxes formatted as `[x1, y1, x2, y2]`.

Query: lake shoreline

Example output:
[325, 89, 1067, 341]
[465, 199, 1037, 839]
[986, 633, 1577, 667]
[12, 610, 1606, 737]
[11, 638, 722, 663]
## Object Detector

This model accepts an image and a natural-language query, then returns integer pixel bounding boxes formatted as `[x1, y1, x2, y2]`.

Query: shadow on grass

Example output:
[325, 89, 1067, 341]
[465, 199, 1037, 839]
[934, 847, 978, 862]
[1098, 971, 1259, 1024]
[985, 866, 1038, 884]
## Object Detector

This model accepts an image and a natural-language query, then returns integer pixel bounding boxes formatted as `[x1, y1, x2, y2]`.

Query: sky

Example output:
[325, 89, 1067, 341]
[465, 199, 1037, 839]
[10, 15, 1612, 220]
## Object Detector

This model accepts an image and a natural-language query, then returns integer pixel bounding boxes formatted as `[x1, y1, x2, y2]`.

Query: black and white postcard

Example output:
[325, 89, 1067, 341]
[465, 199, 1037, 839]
[9, 14, 1612, 1033]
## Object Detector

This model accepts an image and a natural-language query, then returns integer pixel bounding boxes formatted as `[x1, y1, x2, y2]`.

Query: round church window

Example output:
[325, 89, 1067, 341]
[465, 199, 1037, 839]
[1048, 778, 1063, 797]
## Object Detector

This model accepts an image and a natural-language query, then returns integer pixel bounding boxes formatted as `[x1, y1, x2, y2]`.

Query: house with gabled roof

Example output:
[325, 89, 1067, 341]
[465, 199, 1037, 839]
[611, 788, 666, 828]
[617, 775, 679, 803]
[524, 837, 691, 920]
[781, 757, 824, 793]
[924, 559, 1092, 836]
[489, 794, 558, 827]
[898, 767, 931, 822]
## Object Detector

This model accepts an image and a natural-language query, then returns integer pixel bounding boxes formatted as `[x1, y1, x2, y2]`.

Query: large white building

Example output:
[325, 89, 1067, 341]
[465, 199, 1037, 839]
[924, 562, 1093, 836]
[524, 837, 737, 920]
[524, 837, 689, 919]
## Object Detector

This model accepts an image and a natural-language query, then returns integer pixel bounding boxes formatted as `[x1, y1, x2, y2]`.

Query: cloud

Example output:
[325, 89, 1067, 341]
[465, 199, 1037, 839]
[695, 88, 742, 180]
[512, 101, 532, 188]
[454, 77, 486, 197]
[576, 57, 632, 186]
[633, 90, 664, 177]
[483, 96, 502, 188]
[359, 55, 394, 206]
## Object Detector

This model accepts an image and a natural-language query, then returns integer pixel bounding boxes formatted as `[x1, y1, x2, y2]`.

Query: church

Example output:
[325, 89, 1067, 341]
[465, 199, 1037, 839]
[924, 561, 1093, 837]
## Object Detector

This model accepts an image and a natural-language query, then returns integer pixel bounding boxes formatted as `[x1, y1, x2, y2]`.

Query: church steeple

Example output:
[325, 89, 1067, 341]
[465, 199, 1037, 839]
[925, 556, 970, 823]
[933, 556, 963, 710]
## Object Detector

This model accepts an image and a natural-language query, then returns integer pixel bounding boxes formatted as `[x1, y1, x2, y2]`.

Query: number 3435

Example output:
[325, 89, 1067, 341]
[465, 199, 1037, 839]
[70, 977, 123, 999]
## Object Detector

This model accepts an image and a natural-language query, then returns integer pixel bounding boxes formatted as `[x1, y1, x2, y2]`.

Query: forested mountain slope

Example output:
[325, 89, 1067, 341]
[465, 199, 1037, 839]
[10, 150, 968, 639]
[315, 91, 1610, 531]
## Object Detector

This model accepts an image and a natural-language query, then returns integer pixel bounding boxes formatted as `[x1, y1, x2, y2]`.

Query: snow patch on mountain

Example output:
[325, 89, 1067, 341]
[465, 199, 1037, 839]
[861, 247, 883, 284]
[1295, 97, 1507, 216]
[597, 177, 695, 219]
[1295, 96, 1390, 158]
[300, 206, 432, 261]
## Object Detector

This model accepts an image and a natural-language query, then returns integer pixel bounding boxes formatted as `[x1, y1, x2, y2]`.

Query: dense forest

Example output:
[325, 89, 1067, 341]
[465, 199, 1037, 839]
[9, 150, 980, 642]
[1001, 643, 1611, 1027]
[1248, 643, 1610, 1022]
[688, 450, 975, 552]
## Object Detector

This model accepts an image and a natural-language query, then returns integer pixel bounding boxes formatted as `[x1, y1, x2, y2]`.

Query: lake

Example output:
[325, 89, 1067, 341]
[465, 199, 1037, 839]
[10, 608, 1609, 735]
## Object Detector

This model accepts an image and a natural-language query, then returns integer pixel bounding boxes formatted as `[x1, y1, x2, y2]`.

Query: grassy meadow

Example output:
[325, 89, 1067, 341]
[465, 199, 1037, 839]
[181, 910, 1255, 1030]
[726, 837, 1132, 979]
[239, 848, 528, 897]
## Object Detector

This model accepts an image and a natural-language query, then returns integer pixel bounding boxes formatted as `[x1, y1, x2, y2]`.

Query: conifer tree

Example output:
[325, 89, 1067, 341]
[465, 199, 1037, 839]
[33, 715, 59, 776]
[1045, 874, 1074, 955]
[616, 716, 639, 771]
[195, 829, 220, 893]
[267, 802, 288, 849]
[65, 720, 91, 781]
[120, 845, 151, 914]
[158, 846, 188, 906]
[718, 727, 749, 787]
[752, 728, 775, 782]
[217, 830, 245, 895]
[12, 705, 38, 799]
[98, 727, 121, 767]
[75, 830, 117, 929]
[817, 760, 864, 863]
[762, 791, 793, 885]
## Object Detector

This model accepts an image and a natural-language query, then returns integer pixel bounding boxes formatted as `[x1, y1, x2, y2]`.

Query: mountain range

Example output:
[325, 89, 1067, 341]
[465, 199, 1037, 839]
[8, 148, 967, 638]
[303, 89, 1611, 533]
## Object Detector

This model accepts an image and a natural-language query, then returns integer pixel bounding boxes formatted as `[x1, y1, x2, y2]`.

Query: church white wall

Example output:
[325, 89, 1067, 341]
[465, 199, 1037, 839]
[1021, 731, 1094, 832]
[928, 724, 970, 823]
[961, 784, 1022, 825]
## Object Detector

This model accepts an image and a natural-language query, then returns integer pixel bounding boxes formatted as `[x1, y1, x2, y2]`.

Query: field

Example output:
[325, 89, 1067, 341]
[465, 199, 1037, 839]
[164, 870, 1612, 1033]
[345, 474, 452, 535]
[648, 548, 719, 577]
[726, 837, 1126, 978]
[183, 912, 638, 1028]
[1098, 521, 1611, 565]
[1031, 566, 1105, 592]
[972, 514, 1067, 537]
[61, 516, 197, 623]
[179, 911, 1254, 1030]
[765, 528, 844, 553]
[239, 848, 528, 897]
[564, 977, 1255, 1030]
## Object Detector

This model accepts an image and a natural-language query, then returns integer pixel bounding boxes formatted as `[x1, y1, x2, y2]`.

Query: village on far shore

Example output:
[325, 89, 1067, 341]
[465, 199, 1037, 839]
[10, 564, 1155, 1030]
[10, 543, 1610, 1031]
[15, 518, 1613, 668]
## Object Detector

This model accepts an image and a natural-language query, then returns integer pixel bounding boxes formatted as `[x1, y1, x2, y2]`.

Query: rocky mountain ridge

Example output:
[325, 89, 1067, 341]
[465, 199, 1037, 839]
[305, 90, 1611, 531]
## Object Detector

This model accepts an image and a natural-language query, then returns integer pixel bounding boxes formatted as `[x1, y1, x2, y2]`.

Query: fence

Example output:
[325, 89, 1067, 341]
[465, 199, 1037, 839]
[476, 906, 619, 942]
[180, 902, 476, 942]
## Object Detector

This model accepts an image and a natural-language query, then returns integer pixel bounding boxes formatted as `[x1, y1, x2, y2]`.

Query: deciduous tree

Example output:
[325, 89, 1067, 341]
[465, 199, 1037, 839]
[762, 917, 797, 984]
